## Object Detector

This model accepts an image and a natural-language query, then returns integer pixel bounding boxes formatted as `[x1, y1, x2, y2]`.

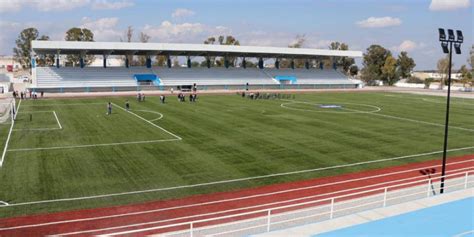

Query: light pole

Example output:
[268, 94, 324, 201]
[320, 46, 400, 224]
[438, 28, 463, 194]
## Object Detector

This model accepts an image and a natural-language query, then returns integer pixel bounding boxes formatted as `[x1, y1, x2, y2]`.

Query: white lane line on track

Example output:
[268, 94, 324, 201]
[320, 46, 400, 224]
[0, 99, 21, 167]
[2, 159, 472, 232]
[1, 146, 473, 210]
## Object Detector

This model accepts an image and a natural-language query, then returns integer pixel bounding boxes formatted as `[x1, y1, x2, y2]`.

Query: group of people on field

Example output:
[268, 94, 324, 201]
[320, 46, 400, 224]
[106, 91, 197, 115]
[239, 91, 295, 100]
[13, 90, 43, 100]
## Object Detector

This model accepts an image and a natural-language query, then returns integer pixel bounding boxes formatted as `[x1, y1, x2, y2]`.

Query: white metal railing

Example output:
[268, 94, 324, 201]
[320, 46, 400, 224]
[97, 168, 473, 237]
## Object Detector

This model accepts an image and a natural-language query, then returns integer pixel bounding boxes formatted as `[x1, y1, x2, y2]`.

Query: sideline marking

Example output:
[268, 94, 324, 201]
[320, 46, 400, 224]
[7, 139, 180, 152]
[3, 159, 472, 233]
[0, 99, 21, 167]
[0, 201, 9, 206]
[19, 102, 105, 107]
[422, 98, 474, 106]
[12, 111, 63, 131]
[0, 146, 472, 208]
[280, 101, 381, 114]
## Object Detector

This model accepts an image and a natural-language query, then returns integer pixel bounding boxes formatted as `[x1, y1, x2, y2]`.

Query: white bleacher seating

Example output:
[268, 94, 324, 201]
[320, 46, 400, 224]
[264, 69, 355, 84]
[152, 67, 277, 86]
[35, 67, 152, 88]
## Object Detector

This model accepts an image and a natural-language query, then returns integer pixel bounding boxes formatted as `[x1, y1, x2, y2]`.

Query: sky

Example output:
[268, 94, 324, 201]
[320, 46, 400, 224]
[0, 0, 472, 70]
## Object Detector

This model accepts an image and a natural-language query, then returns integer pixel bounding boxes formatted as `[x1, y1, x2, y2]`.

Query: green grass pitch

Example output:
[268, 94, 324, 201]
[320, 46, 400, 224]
[0, 92, 473, 217]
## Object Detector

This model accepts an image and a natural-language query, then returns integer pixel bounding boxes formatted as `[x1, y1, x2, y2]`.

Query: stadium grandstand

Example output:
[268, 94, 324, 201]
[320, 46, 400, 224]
[30, 41, 363, 92]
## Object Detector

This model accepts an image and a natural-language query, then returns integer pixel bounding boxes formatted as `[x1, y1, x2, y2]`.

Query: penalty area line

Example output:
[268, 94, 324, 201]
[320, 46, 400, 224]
[7, 138, 180, 152]
[1, 145, 473, 207]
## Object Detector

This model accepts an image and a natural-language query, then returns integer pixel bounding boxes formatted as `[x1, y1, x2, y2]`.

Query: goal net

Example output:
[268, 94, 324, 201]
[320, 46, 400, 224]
[0, 98, 15, 124]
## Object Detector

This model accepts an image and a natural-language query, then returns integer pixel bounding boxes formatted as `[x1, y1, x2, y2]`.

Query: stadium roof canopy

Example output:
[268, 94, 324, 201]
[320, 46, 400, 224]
[31, 41, 362, 59]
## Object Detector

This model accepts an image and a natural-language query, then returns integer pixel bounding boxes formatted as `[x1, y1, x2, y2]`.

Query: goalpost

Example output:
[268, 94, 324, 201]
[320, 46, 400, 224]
[0, 98, 16, 124]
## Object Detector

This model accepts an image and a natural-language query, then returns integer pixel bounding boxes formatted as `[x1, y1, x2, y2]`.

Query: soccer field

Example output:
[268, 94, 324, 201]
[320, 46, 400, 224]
[0, 92, 473, 218]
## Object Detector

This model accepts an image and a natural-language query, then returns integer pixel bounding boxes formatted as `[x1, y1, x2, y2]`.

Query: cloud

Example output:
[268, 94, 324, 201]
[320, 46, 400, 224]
[429, 0, 471, 11]
[171, 8, 196, 18]
[92, 0, 134, 10]
[142, 21, 229, 43]
[0, 0, 23, 12]
[80, 17, 122, 41]
[390, 40, 426, 52]
[0, 0, 134, 12]
[356, 17, 402, 28]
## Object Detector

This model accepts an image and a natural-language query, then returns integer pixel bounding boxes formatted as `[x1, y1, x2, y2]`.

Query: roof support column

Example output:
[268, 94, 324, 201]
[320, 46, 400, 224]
[167, 55, 172, 68]
[242, 57, 246, 69]
[258, 57, 263, 69]
[125, 57, 129, 68]
[79, 51, 86, 68]
[319, 62, 324, 70]
[146, 56, 152, 68]
[305, 60, 310, 69]
[187, 56, 191, 68]
[103, 54, 107, 68]
[275, 58, 280, 69]
[56, 50, 60, 68]
[290, 59, 295, 70]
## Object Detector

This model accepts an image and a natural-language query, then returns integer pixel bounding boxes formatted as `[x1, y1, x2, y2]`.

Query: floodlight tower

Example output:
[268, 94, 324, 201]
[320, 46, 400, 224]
[438, 28, 463, 194]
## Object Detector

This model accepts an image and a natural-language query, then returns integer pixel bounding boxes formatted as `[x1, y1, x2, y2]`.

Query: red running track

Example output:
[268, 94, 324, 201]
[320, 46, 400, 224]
[0, 154, 473, 236]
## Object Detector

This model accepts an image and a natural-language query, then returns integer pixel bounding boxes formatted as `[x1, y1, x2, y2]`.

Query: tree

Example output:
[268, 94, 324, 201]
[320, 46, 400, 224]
[280, 35, 306, 68]
[459, 64, 472, 88]
[468, 45, 473, 71]
[382, 55, 399, 85]
[349, 65, 359, 77]
[137, 32, 151, 66]
[13, 28, 39, 69]
[121, 26, 134, 66]
[203, 35, 240, 67]
[65, 27, 95, 66]
[396, 51, 416, 79]
[328, 42, 355, 73]
[437, 56, 451, 89]
[35, 35, 55, 66]
[361, 45, 391, 85]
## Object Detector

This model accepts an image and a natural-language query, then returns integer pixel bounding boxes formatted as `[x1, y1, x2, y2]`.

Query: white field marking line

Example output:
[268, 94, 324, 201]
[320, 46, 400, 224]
[79, 173, 474, 237]
[12, 111, 63, 131]
[53, 111, 62, 129]
[19, 102, 105, 107]
[7, 139, 180, 152]
[132, 109, 163, 122]
[0, 201, 9, 206]
[284, 99, 474, 132]
[49, 165, 474, 236]
[111, 103, 182, 140]
[0, 99, 21, 167]
[1, 146, 473, 213]
[280, 101, 381, 114]
[422, 98, 474, 106]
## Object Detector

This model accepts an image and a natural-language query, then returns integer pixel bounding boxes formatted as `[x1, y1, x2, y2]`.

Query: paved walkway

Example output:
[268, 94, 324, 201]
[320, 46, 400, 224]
[254, 188, 474, 237]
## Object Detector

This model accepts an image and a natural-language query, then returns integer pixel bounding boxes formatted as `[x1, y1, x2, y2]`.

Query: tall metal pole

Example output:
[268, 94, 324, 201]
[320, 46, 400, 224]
[440, 41, 453, 194]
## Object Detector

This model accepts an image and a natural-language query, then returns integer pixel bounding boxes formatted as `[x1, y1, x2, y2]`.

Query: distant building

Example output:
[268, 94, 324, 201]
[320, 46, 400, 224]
[412, 70, 461, 80]
[0, 56, 23, 72]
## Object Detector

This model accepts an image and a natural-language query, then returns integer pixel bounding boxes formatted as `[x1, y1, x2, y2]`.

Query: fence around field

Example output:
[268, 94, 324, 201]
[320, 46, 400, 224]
[30, 83, 359, 93]
[98, 168, 474, 237]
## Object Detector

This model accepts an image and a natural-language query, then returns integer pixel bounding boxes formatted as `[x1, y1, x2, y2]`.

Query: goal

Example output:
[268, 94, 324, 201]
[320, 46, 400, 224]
[0, 98, 16, 124]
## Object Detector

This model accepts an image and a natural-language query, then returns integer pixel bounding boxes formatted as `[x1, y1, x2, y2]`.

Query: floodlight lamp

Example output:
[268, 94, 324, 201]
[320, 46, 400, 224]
[454, 43, 462, 54]
[456, 30, 463, 43]
[441, 42, 449, 54]
[447, 29, 455, 41]
[438, 28, 446, 41]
